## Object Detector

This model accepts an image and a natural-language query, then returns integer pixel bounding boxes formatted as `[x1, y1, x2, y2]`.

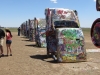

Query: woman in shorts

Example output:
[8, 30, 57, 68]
[5, 28, 13, 56]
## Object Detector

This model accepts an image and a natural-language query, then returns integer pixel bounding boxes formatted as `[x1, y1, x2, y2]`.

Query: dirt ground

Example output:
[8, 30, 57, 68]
[0, 32, 100, 75]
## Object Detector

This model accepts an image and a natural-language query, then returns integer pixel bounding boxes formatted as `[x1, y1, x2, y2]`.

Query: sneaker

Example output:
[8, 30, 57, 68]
[52, 55, 57, 61]
[10, 54, 12, 56]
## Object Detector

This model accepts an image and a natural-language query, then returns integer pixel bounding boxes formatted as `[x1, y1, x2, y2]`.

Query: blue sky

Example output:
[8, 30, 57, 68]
[0, 0, 99, 28]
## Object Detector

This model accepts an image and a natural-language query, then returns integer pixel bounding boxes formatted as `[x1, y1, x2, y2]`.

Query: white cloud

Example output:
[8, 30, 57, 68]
[50, 0, 57, 3]
[94, 0, 96, 2]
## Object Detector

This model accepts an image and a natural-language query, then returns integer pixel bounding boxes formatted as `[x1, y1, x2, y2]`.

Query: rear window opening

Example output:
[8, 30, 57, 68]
[54, 20, 79, 28]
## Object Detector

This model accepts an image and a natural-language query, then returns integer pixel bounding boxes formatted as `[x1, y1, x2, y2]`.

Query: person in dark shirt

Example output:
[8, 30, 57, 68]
[0, 28, 5, 57]
[18, 27, 21, 36]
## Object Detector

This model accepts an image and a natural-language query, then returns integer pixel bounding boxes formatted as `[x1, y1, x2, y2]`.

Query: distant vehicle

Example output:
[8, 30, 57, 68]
[21, 21, 27, 36]
[36, 28, 47, 47]
[28, 19, 34, 42]
[45, 8, 86, 62]
[34, 18, 46, 47]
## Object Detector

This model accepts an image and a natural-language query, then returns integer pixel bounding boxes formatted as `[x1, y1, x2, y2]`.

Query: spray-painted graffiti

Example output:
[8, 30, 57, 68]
[29, 28, 34, 41]
[39, 29, 47, 47]
[47, 30, 57, 52]
[40, 35, 47, 47]
[91, 22, 100, 47]
[56, 28, 86, 62]
[45, 8, 86, 62]
[29, 20, 34, 41]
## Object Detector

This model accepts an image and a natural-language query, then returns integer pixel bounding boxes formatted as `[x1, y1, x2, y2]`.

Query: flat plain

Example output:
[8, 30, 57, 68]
[0, 28, 100, 75]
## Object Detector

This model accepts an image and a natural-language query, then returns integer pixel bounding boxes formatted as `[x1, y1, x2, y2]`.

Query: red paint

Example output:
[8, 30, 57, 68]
[57, 10, 68, 14]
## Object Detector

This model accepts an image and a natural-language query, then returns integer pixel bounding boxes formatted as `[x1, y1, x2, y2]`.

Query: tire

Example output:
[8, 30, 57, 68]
[91, 18, 100, 48]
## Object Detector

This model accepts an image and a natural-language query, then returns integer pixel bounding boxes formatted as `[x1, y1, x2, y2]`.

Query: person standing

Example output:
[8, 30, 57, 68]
[5, 28, 13, 56]
[0, 28, 5, 57]
[18, 27, 21, 36]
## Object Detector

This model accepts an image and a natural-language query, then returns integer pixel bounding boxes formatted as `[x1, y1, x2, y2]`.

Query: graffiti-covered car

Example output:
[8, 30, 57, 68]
[34, 18, 46, 47]
[37, 28, 47, 47]
[45, 8, 87, 62]
[91, 18, 100, 48]
[55, 20, 86, 62]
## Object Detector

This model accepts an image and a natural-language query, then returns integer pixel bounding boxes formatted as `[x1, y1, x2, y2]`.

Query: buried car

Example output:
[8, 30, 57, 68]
[37, 28, 47, 47]
[33, 18, 46, 47]
[55, 20, 86, 62]
[45, 8, 87, 62]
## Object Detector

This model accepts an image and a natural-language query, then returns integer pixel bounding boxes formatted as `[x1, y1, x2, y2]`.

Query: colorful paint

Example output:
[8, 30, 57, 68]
[56, 28, 86, 62]
[39, 29, 47, 47]
[45, 8, 86, 62]
[46, 30, 57, 52]
[45, 8, 80, 53]
[91, 18, 100, 48]
[34, 18, 46, 47]
[29, 20, 35, 42]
